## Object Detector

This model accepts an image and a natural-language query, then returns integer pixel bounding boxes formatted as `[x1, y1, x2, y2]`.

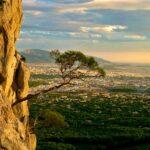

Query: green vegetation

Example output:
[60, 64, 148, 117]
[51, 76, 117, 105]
[27, 52, 150, 149]
[39, 110, 69, 128]
[29, 80, 48, 87]
[30, 92, 150, 150]
[50, 50, 106, 78]
[14, 50, 105, 106]
[108, 87, 138, 93]
[29, 74, 59, 87]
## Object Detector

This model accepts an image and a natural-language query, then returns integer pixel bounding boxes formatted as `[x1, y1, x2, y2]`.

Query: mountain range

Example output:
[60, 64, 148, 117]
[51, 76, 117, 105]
[20, 49, 111, 65]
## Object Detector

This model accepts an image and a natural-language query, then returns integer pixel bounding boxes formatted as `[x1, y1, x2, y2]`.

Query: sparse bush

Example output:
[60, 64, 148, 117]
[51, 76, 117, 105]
[39, 110, 69, 128]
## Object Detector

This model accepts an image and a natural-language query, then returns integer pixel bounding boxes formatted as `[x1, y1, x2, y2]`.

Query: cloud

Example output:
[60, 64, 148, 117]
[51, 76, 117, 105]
[24, 10, 44, 16]
[61, 32, 102, 39]
[124, 34, 147, 40]
[68, 32, 81, 37]
[23, 0, 39, 6]
[80, 25, 127, 33]
[90, 34, 102, 38]
[57, 7, 88, 14]
[23, 0, 46, 6]
[54, 0, 150, 14]
[18, 37, 33, 42]
[85, 0, 150, 10]
[19, 0, 150, 64]
[23, 0, 149, 16]
[92, 40, 99, 43]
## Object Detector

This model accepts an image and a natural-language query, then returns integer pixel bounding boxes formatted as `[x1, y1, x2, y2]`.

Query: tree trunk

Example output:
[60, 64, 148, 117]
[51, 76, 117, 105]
[0, 1, 36, 149]
[13, 81, 70, 106]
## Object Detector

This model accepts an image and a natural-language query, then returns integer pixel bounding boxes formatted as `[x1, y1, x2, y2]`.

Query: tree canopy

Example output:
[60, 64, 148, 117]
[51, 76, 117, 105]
[50, 50, 106, 83]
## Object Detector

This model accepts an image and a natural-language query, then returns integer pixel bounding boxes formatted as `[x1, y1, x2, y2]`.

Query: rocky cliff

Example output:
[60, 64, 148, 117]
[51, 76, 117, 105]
[0, 0, 36, 149]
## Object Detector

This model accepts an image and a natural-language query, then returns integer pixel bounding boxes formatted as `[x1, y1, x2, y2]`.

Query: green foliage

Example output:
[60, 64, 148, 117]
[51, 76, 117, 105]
[30, 92, 150, 149]
[29, 80, 47, 87]
[38, 142, 75, 150]
[39, 110, 69, 128]
[29, 74, 60, 87]
[108, 87, 137, 93]
[50, 50, 106, 78]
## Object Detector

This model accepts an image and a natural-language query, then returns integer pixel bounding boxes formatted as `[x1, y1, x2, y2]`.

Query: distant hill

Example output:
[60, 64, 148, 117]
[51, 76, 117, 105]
[94, 57, 111, 66]
[20, 49, 55, 63]
[20, 49, 111, 65]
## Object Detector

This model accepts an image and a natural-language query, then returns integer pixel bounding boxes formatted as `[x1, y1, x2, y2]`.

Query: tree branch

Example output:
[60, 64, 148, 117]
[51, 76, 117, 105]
[12, 81, 71, 107]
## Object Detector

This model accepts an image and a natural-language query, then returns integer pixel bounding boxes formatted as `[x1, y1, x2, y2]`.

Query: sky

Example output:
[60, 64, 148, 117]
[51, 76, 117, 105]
[17, 0, 150, 63]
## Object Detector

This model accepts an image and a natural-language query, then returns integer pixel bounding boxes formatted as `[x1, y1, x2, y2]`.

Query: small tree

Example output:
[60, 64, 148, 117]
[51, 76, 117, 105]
[50, 50, 105, 84]
[13, 50, 105, 106]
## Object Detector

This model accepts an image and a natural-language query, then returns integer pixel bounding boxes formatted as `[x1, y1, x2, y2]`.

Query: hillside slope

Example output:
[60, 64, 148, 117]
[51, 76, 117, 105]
[20, 49, 111, 65]
[20, 49, 54, 63]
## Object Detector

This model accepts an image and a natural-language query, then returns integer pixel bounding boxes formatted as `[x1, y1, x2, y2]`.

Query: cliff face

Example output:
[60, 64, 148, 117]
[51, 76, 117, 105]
[0, 0, 36, 149]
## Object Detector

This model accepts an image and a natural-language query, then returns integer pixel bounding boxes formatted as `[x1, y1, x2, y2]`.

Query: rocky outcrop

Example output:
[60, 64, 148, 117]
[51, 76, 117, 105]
[0, 0, 36, 149]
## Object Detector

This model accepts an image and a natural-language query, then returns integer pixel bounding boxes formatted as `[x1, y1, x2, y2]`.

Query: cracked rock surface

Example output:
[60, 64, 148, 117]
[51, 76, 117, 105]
[0, 0, 36, 149]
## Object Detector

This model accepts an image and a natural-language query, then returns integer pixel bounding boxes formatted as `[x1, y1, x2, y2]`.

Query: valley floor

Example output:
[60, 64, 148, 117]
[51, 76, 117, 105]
[28, 63, 150, 150]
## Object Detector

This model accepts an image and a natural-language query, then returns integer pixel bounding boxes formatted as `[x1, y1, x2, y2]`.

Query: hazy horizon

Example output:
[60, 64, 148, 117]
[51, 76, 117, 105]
[17, 0, 150, 63]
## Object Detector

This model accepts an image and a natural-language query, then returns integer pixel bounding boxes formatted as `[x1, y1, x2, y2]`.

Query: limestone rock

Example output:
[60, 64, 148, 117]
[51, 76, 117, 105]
[0, 90, 28, 150]
[16, 60, 30, 100]
[0, 0, 36, 149]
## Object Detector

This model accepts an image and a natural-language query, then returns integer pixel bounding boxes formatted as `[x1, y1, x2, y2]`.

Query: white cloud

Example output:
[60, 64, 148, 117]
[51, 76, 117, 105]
[54, 0, 150, 14]
[68, 32, 102, 39]
[68, 32, 81, 37]
[85, 0, 150, 10]
[57, 7, 88, 14]
[92, 40, 99, 43]
[124, 34, 147, 40]
[80, 25, 127, 33]
[23, 0, 49, 7]
[90, 34, 102, 38]
[23, 0, 149, 17]
[18, 37, 33, 42]
[23, 0, 37, 6]
[25, 10, 44, 16]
